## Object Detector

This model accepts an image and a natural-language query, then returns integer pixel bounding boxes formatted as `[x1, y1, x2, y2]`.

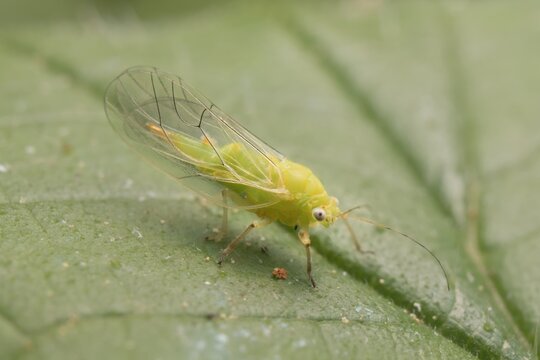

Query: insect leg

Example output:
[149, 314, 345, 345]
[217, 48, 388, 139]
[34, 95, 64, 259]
[205, 189, 229, 242]
[342, 216, 373, 254]
[217, 219, 272, 264]
[297, 229, 316, 288]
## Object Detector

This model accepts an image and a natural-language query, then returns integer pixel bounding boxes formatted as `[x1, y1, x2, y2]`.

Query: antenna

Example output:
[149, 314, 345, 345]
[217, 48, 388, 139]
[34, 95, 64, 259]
[340, 210, 451, 291]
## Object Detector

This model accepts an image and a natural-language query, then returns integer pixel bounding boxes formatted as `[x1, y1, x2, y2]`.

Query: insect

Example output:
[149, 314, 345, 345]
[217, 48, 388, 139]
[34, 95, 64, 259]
[104, 66, 449, 289]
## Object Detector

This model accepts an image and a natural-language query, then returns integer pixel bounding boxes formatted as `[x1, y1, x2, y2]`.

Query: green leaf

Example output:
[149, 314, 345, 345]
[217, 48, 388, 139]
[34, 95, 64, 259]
[1, 1, 539, 359]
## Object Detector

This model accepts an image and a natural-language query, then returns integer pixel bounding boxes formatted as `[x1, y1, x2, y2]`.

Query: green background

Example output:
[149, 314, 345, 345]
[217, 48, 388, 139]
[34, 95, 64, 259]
[1, 1, 539, 359]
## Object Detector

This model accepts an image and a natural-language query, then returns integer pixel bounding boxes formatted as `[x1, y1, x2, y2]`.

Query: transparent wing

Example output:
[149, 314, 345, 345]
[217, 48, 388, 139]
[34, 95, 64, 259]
[104, 66, 288, 209]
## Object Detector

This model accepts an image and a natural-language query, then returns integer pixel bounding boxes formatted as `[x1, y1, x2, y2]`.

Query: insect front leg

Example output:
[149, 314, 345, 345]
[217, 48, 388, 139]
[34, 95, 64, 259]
[217, 219, 272, 264]
[205, 189, 229, 242]
[297, 229, 316, 288]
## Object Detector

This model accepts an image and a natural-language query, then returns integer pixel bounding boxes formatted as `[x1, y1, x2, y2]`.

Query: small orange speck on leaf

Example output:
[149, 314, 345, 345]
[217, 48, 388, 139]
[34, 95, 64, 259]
[272, 267, 288, 280]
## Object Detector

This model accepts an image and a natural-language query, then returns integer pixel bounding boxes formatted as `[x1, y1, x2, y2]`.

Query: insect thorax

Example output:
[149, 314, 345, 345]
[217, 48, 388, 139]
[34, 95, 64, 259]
[253, 159, 337, 228]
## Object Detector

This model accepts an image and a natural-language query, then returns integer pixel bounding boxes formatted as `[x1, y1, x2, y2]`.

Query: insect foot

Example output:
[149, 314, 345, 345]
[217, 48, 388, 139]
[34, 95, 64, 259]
[217, 251, 227, 265]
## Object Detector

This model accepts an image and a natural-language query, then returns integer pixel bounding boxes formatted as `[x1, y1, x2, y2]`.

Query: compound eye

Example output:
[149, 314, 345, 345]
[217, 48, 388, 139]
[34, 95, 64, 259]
[312, 207, 326, 221]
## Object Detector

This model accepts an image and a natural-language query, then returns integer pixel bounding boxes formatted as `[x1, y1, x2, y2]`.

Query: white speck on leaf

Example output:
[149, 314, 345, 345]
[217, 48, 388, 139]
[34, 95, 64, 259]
[216, 333, 228, 344]
[0, 164, 9, 173]
[131, 227, 143, 239]
[123, 178, 134, 189]
[261, 325, 271, 337]
[236, 328, 251, 338]
[294, 339, 307, 348]
[195, 340, 206, 350]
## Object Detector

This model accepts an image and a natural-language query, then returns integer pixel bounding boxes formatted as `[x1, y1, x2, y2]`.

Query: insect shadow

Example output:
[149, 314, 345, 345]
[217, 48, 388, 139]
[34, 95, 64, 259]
[138, 197, 308, 285]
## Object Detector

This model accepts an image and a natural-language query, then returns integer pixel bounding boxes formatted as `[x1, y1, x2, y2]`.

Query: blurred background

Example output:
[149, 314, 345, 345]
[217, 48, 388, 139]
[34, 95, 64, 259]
[1, 1, 539, 359]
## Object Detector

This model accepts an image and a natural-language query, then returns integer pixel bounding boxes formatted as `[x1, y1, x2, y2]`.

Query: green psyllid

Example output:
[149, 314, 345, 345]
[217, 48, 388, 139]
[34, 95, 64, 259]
[104, 67, 449, 289]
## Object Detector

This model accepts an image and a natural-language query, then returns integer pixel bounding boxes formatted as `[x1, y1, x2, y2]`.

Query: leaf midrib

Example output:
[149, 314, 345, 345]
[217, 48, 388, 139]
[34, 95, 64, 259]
[279, 5, 532, 359]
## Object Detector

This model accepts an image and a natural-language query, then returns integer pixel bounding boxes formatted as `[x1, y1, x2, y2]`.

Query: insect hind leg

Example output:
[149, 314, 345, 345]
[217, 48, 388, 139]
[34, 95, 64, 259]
[217, 219, 272, 264]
